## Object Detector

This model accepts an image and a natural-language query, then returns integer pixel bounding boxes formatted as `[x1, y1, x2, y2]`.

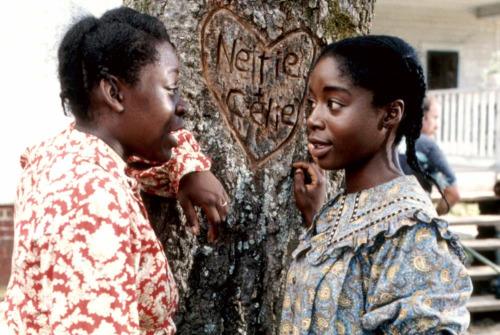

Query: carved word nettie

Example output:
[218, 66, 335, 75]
[201, 8, 316, 164]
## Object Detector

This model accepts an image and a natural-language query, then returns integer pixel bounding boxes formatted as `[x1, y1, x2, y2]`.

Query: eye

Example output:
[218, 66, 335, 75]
[307, 98, 316, 109]
[165, 86, 179, 95]
[306, 98, 316, 117]
[327, 99, 342, 110]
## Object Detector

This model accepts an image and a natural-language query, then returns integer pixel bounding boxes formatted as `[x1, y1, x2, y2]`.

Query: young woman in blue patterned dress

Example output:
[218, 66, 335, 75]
[280, 35, 472, 334]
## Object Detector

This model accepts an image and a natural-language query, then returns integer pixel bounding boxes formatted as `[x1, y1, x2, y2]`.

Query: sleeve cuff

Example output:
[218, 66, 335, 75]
[125, 128, 211, 198]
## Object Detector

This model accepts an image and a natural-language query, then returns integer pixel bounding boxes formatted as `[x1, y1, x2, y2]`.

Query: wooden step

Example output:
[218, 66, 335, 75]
[432, 191, 498, 203]
[467, 294, 500, 313]
[462, 238, 500, 251]
[460, 191, 498, 203]
[467, 265, 499, 280]
[444, 215, 500, 227]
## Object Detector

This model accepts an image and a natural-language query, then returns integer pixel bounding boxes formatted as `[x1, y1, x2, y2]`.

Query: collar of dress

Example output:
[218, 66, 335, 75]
[67, 124, 139, 193]
[292, 175, 460, 264]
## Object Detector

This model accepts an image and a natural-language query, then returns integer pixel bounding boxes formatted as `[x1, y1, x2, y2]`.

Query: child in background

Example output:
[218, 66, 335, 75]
[281, 35, 472, 334]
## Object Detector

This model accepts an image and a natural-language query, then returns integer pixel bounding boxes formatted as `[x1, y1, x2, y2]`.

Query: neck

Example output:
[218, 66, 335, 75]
[344, 145, 403, 193]
[74, 118, 127, 160]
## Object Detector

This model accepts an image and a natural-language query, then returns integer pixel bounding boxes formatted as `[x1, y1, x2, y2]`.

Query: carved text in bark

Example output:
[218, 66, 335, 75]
[201, 9, 316, 164]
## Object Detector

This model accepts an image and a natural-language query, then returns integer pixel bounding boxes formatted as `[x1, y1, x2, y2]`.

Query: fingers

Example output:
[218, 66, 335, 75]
[200, 203, 222, 243]
[178, 196, 199, 235]
[293, 167, 306, 196]
[307, 165, 324, 189]
[219, 187, 230, 219]
[182, 195, 228, 243]
[293, 161, 323, 187]
[179, 195, 226, 243]
[177, 171, 231, 242]
[307, 143, 320, 166]
[207, 222, 220, 243]
[216, 193, 230, 222]
[292, 161, 310, 169]
[207, 192, 229, 243]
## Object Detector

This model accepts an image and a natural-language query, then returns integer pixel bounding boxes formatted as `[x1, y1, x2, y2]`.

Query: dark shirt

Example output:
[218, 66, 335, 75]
[399, 135, 457, 193]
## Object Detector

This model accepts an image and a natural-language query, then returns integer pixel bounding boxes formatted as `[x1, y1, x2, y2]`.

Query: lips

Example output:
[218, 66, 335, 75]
[166, 132, 179, 148]
[308, 137, 333, 158]
[165, 118, 184, 149]
[170, 117, 185, 132]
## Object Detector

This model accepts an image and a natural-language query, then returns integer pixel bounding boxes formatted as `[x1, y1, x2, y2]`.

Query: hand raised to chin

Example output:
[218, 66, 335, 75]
[292, 161, 327, 228]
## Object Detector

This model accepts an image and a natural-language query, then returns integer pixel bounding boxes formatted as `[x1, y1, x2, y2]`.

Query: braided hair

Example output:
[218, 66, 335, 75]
[57, 7, 172, 121]
[315, 35, 449, 208]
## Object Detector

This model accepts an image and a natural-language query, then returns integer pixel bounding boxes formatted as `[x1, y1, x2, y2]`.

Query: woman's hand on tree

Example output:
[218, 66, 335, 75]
[177, 171, 229, 242]
[293, 161, 327, 228]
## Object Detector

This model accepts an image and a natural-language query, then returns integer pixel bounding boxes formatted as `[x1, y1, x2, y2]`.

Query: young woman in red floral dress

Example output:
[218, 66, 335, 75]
[2, 7, 229, 335]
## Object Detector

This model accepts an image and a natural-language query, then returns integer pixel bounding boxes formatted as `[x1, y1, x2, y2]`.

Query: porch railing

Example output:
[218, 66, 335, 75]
[430, 88, 500, 166]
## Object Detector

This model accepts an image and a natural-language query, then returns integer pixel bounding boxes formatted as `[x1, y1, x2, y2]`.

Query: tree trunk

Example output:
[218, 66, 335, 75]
[122, 1, 374, 334]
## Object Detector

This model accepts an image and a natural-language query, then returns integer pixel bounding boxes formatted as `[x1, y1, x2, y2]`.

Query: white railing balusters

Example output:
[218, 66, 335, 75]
[472, 91, 480, 157]
[496, 90, 500, 163]
[465, 92, 473, 156]
[450, 92, 458, 154]
[457, 92, 465, 155]
[487, 91, 495, 157]
[429, 88, 500, 164]
[442, 94, 451, 152]
[479, 91, 488, 157]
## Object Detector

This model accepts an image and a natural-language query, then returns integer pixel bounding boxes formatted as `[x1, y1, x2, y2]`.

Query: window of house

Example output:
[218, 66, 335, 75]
[427, 51, 459, 89]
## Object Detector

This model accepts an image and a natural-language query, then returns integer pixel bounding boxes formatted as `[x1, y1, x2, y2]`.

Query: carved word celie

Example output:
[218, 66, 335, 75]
[201, 9, 316, 164]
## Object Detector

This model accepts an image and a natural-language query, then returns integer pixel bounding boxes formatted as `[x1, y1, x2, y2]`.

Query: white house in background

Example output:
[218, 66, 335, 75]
[372, 0, 500, 168]
[372, 0, 500, 90]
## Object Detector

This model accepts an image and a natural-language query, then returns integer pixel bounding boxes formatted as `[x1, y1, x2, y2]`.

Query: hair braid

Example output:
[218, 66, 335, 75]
[403, 60, 450, 211]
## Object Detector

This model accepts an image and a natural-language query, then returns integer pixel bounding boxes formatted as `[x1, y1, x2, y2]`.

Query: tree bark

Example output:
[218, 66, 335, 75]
[122, 1, 375, 334]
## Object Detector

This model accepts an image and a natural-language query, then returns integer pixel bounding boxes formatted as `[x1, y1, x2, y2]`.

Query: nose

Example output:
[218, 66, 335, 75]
[306, 107, 325, 131]
[176, 97, 189, 117]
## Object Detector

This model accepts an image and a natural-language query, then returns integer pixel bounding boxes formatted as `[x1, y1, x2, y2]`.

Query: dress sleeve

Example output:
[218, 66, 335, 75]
[361, 221, 472, 334]
[126, 128, 212, 198]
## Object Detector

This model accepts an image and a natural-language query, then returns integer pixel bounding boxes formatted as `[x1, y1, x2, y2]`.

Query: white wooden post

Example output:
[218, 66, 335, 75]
[442, 94, 451, 152]
[472, 91, 480, 157]
[465, 92, 473, 156]
[450, 92, 457, 154]
[457, 92, 465, 156]
[480, 91, 488, 157]
[487, 90, 495, 157]
[496, 90, 500, 165]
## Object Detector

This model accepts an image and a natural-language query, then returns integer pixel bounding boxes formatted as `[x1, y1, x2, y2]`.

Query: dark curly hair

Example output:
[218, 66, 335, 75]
[316, 35, 449, 208]
[57, 7, 172, 121]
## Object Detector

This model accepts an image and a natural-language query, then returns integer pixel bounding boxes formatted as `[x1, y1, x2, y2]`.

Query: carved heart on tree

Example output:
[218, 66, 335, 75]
[201, 8, 317, 165]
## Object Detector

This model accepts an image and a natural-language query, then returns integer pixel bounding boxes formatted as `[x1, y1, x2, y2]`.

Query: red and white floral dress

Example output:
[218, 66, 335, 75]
[1, 124, 210, 335]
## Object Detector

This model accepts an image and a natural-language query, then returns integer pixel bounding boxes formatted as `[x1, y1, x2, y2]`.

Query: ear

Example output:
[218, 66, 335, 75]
[381, 99, 404, 129]
[98, 75, 125, 113]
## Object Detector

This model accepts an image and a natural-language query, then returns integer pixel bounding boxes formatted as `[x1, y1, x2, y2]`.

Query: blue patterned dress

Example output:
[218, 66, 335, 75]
[280, 176, 472, 335]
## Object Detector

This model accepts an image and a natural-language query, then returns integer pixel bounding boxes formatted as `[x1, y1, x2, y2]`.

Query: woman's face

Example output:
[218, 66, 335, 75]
[120, 42, 187, 162]
[421, 99, 440, 136]
[306, 56, 388, 171]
